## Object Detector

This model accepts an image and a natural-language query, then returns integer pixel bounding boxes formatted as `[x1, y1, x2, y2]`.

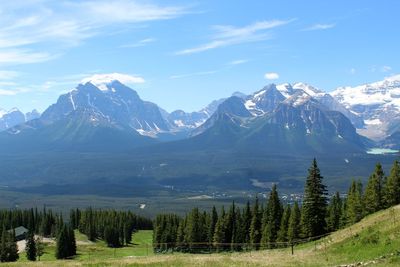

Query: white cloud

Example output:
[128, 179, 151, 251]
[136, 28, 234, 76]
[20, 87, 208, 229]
[0, 1, 188, 65]
[381, 66, 392, 72]
[264, 72, 279, 80]
[0, 89, 18, 96]
[302, 23, 336, 31]
[228, 59, 249, 66]
[120, 38, 156, 48]
[0, 50, 55, 65]
[0, 71, 20, 80]
[78, 1, 187, 23]
[175, 19, 294, 55]
[350, 68, 356, 75]
[81, 73, 145, 85]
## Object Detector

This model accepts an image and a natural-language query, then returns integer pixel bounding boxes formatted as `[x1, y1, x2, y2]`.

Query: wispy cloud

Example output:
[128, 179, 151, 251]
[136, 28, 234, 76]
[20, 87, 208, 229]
[349, 68, 356, 75]
[302, 23, 336, 31]
[264, 72, 279, 80]
[227, 59, 249, 66]
[120, 38, 157, 48]
[370, 65, 393, 73]
[77, 1, 188, 23]
[0, 1, 188, 65]
[0, 89, 18, 96]
[381, 66, 392, 72]
[0, 70, 20, 80]
[175, 19, 294, 55]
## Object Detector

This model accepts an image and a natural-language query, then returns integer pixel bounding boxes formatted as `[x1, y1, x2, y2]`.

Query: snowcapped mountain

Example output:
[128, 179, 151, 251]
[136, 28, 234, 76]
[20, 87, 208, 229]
[0, 108, 40, 131]
[243, 83, 363, 127]
[41, 78, 169, 137]
[166, 98, 226, 130]
[331, 74, 400, 141]
[183, 82, 367, 154]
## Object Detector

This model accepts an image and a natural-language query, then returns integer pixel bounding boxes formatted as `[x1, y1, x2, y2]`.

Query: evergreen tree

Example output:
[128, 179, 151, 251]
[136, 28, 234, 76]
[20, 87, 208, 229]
[326, 192, 342, 232]
[385, 160, 400, 207]
[0, 227, 19, 262]
[277, 204, 291, 243]
[346, 180, 363, 224]
[249, 196, 262, 250]
[56, 225, 69, 259]
[241, 201, 252, 249]
[4, 230, 19, 262]
[301, 159, 328, 238]
[186, 208, 202, 252]
[261, 185, 282, 248]
[207, 206, 218, 245]
[364, 163, 385, 215]
[213, 207, 226, 252]
[287, 202, 301, 243]
[26, 231, 37, 261]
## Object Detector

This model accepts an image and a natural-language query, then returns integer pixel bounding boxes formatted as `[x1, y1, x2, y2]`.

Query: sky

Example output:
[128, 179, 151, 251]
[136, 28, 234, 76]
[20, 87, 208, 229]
[0, 0, 399, 113]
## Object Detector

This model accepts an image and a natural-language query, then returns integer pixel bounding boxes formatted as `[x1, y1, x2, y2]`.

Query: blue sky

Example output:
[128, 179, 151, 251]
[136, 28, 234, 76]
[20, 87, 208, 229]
[0, 0, 399, 113]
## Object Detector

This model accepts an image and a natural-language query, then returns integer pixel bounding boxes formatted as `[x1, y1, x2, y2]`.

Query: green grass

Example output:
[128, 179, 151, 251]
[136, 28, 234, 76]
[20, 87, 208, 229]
[6, 206, 400, 266]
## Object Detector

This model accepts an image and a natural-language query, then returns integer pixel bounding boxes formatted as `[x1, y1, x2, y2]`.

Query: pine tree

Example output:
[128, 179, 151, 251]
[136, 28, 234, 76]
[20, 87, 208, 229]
[241, 201, 252, 249]
[346, 180, 363, 224]
[0, 227, 7, 262]
[326, 192, 342, 232]
[26, 231, 37, 261]
[301, 159, 328, 238]
[364, 163, 385, 215]
[67, 226, 77, 256]
[56, 225, 68, 259]
[277, 204, 291, 243]
[385, 160, 400, 207]
[207, 206, 218, 245]
[7, 230, 19, 262]
[287, 202, 301, 243]
[249, 196, 262, 250]
[186, 208, 202, 252]
[213, 207, 226, 252]
[261, 185, 282, 248]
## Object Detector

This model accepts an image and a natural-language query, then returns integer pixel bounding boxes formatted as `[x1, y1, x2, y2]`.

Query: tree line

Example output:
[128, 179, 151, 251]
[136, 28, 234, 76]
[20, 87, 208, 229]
[0, 208, 75, 262]
[153, 159, 400, 253]
[70, 208, 152, 247]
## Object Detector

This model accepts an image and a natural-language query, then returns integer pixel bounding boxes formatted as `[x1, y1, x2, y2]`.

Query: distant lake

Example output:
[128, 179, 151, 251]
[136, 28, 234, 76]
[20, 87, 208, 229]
[366, 148, 399, 155]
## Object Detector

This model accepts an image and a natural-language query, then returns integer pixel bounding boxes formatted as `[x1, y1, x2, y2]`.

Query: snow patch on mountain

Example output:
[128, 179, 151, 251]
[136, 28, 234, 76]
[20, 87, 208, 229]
[331, 74, 400, 140]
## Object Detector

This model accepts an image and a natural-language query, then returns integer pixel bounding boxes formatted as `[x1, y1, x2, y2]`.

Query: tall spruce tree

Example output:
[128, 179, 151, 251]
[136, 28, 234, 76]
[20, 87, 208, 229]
[364, 163, 385, 215]
[385, 160, 400, 206]
[261, 184, 282, 248]
[213, 207, 226, 252]
[301, 158, 328, 238]
[26, 231, 37, 261]
[287, 202, 301, 243]
[0, 227, 19, 262]
[326, 192, 342, 232]
[56, 225, 69, 259]
[207, 206, 218, 245]
[241, 201, 252, 247]
[249, 196, 262, 250]
[346, 180, 364, 224]
[277, 204, 291, 243]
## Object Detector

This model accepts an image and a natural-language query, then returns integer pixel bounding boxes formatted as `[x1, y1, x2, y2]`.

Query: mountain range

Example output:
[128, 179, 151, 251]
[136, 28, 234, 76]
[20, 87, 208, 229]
[0, 108, 40, 131]
[2, 75, 400, 154]
[1, 75, 400, 194]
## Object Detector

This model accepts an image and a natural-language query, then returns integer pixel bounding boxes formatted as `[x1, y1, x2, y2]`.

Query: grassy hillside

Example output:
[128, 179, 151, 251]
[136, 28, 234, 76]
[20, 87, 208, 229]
[4, 205, 400, 266]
